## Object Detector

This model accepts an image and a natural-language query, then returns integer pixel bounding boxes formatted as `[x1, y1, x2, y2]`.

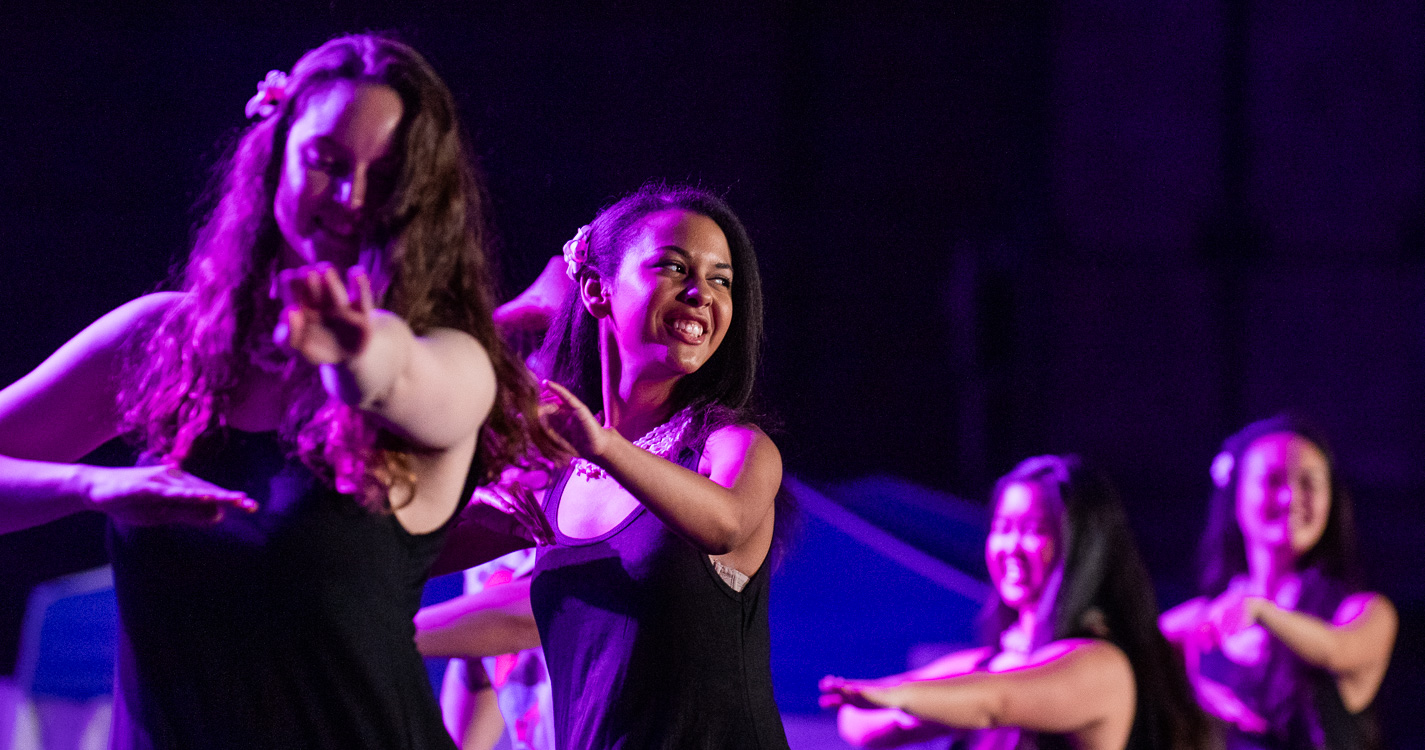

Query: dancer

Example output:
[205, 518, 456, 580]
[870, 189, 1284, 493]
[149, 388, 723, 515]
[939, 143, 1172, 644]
[1160, 415, 1396, 749]
[0, 34, 552, 749]
[443, 184, 789, 749]
[822, 455, 1210, 750]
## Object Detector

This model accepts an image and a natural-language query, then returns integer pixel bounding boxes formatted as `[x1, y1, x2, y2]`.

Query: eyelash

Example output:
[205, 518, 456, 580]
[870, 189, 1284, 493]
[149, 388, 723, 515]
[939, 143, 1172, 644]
[659, 261, 732, 288]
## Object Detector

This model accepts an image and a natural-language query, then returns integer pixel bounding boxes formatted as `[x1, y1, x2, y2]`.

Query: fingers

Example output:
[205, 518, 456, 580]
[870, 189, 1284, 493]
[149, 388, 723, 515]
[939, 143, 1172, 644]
[348, 265, 375, 313]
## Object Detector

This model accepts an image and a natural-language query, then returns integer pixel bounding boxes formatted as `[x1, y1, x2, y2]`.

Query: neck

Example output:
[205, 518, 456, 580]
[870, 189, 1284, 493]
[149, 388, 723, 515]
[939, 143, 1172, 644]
[1015, 607, 1040, 648]
[599, 319, 678, 441]
[1245, 542, 1295, 598]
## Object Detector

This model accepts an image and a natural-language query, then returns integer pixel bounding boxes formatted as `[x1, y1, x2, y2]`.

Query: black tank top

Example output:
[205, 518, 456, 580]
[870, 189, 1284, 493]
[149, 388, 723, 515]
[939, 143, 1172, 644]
[107, 428, 462, 750]
[530, 444, 789, 750]
[1197, 574, 1379, 750]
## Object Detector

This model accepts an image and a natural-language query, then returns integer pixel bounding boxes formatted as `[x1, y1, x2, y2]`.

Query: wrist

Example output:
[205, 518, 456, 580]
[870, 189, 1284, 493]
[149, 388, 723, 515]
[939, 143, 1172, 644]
[65, 464, 99, 513]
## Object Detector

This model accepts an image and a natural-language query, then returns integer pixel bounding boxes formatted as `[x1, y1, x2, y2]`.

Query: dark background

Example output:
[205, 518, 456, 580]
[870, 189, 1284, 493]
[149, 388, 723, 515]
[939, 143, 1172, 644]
[2, 0, 1421, 742]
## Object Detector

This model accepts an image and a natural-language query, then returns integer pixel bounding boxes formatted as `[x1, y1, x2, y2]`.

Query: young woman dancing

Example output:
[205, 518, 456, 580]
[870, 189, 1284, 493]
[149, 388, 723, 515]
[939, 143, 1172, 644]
[0, 34, 552, 749]
[441, 184, 789, 749]
[1160, 415, 1396, 749]
[822, 455, 1210, 750]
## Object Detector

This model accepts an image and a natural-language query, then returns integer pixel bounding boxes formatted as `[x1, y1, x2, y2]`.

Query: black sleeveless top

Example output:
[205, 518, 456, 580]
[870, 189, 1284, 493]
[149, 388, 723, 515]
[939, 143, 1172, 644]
[107, 429, 463, 750]
[1198, 574, 1380, 750]
[529, 445, 789, 750]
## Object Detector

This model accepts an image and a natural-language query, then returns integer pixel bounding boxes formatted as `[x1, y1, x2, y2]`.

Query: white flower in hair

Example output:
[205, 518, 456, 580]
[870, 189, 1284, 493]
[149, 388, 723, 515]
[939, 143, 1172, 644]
[245, 70, 290, 120]
[1210, 451, 1234, 489]
[562, 225, 591, 281]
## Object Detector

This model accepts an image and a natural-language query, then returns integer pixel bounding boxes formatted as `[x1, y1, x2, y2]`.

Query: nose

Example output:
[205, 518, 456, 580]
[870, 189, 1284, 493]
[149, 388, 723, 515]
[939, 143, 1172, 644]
[680, 276, 711, 306]
[334, 169, 368, 212]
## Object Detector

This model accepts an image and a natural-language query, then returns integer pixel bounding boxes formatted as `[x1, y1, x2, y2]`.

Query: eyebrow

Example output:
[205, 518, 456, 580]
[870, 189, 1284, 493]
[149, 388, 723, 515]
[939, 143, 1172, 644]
[657, 245, 733, 272]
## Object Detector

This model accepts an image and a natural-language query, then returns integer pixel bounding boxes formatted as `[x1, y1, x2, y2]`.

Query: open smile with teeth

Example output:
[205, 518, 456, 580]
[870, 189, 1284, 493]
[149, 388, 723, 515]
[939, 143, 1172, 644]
[669, 318, 708, 343]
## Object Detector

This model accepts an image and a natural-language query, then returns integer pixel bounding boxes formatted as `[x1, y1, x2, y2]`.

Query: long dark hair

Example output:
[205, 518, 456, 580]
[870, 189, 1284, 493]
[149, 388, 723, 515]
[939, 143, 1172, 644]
[982, 455, 1211, 750]
[1198, 413, 1363, 598]
[118, 33, 559, 509]
[538, 182, 765, 442]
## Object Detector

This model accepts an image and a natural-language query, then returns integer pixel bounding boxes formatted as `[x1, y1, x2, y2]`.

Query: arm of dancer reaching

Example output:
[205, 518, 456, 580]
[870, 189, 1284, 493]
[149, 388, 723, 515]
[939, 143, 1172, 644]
[830, 648, 992, 748]
[0, 294, 254, 533]
[541, 380, 781, 567]
[276, 264, 495, 533]
[415, 578, 540, 659]
[822, 639, 1135, 750]
[1236, 591, 1396, 711]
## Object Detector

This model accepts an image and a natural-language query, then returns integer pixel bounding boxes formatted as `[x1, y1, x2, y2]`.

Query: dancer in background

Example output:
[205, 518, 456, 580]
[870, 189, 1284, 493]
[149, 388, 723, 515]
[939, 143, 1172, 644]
[440, 184, 790, 749]
[1161, 415, 1396, 749]
[417, 260, 574, 750]
[0, 34, 554, 749]
[822, 455, 1210, 750]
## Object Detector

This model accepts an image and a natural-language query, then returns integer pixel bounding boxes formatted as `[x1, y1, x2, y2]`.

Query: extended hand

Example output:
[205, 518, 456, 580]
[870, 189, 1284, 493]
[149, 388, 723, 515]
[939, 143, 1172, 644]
[80, 464, 256, 526]
[819, 675, 898, 711]
[274, 263, 375, 366]
[539, 380, 611, 460]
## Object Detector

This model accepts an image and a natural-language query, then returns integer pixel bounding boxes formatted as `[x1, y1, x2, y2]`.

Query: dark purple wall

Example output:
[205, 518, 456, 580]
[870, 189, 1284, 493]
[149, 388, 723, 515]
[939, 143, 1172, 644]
[2, 1, 1420, 740]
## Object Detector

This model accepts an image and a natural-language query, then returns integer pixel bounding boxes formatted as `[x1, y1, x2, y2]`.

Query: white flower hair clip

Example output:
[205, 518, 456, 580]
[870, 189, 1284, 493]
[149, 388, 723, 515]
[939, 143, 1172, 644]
[562, 224, 591, 281]
[1210, 451, 1235, 489]
[245, 70, 290, 120]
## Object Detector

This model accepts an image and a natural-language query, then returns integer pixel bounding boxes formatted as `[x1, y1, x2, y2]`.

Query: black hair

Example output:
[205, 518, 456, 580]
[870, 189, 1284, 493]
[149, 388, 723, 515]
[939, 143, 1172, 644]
[981, 455, 1211, 750]
[1198, 413, 1363, 598]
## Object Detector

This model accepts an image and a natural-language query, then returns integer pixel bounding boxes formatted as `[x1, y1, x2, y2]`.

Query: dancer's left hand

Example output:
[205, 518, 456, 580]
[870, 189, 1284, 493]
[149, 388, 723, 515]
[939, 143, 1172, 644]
[819, 675, 898, 711]
[274, 263, 375, 366]
[473, 480, 554, 546]
[539, 380, 612, 460]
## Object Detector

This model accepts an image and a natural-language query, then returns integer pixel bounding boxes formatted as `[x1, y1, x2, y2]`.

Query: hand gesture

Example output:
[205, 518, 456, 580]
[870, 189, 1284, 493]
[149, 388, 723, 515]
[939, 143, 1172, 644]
[1194, 675, 1269, 733]
[472, 479, 554, 546]
[819, 675, 898, 711]
[81, 464, 256, 526]
[539, 380, 611, 460]
[274, 263, 375, 366]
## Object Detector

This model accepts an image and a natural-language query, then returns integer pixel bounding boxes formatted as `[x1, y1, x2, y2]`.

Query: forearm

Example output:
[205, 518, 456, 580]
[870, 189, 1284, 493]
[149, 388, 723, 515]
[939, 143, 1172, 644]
[878, 675, 1000, 731]
[1254, 596, 1395, 678]
[864, 640, 1133, 736]
[1253, 602, 1338, 667]
[417, 580, 539, 658]
[594, 436, 751, 553]
[324, 314, 494, 449]
[416, 610, 541, 659]
[0, 455, 90, 534]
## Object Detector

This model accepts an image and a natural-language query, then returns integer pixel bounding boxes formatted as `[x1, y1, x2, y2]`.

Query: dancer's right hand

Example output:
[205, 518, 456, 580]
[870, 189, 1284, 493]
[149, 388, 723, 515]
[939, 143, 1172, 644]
[79, 464, 256, 526]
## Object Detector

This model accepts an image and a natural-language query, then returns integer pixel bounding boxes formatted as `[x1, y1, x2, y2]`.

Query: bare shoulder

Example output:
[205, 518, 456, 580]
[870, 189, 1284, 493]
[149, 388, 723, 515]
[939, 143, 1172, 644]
[77, 292, 183, 352]
[1335, 592, 1397, 632]
[703, 423, 782, 466]
[1028, 638, 1135, 690]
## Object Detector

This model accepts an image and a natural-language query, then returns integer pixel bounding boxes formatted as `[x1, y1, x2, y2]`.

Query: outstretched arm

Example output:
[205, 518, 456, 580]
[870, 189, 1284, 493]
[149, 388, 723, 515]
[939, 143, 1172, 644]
[277, 264, 496, 452]
[0, 294, 253, 533]
[830, 648, 990, 748]
[823, 640, 1135, 749]
[277, 264, 495, 533]
[415, 578, 540, 659]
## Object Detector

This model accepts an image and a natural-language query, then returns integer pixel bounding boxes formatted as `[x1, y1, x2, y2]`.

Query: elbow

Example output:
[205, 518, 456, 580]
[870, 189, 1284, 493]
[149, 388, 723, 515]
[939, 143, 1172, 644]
[689, 517, 745, 555]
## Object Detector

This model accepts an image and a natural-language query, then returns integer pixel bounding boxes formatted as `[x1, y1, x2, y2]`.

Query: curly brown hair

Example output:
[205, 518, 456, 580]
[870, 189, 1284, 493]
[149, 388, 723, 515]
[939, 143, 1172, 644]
[118, 33, 561, 510]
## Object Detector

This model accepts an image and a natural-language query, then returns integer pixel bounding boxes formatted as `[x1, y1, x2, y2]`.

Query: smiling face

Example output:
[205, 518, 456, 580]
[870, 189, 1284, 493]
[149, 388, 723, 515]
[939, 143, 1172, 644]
[273, 80, 404, 269]
[986, 481, 1061, 613]
[1236, 431, 1332, 560]
[596, 209, 734, 383]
